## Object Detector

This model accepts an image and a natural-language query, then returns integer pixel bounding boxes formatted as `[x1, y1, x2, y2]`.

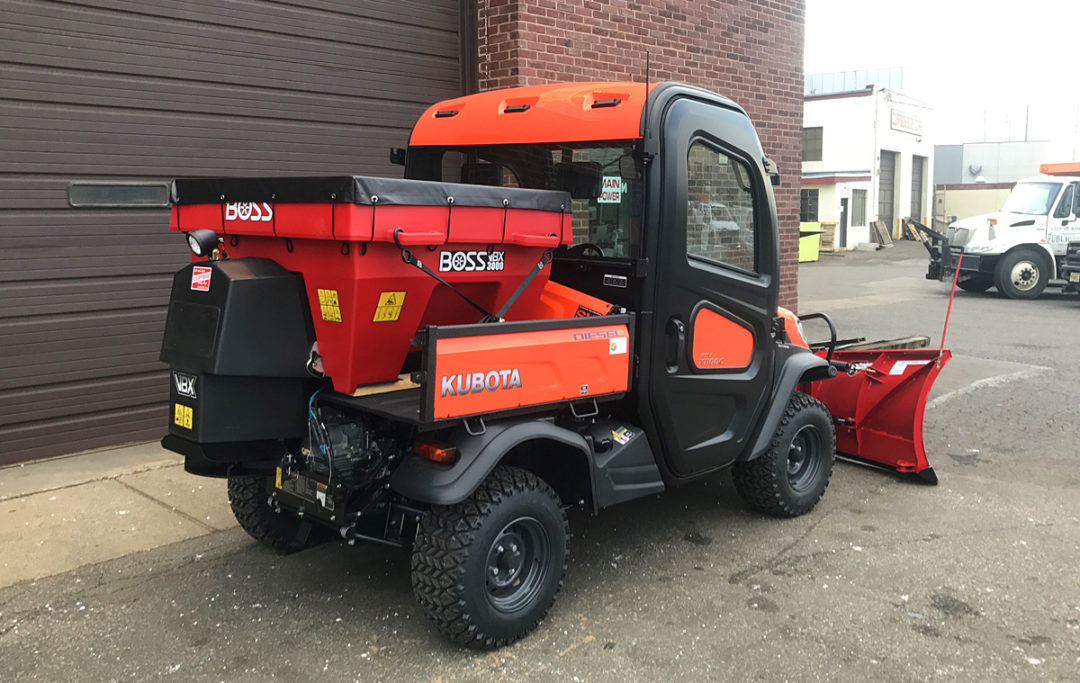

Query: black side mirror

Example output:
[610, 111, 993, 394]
[618, 155, 639, 180]
[389, 148, 407, 166]
[556, 161, 603, 198]
[763, 156, 780, 187]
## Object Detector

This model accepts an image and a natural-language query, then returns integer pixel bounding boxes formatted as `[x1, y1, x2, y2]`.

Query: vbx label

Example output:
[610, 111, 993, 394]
[172, 371, 197, 399]
[190, 266, 212, 291]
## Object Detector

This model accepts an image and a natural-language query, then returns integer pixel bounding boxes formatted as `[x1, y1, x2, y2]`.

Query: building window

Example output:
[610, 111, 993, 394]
[851, 189, 867, 226]
[686, 141, 757, 273]
[802, 127, 823, 162]
[800, 189, 819, 222]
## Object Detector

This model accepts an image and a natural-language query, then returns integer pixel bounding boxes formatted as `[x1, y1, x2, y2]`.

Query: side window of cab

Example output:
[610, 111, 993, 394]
[1054, 184, 1075, 219]
[686, 141, 757, 273]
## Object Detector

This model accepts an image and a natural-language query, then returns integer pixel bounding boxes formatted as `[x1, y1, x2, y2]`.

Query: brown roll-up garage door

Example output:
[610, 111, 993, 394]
[0, 0, 466, 464]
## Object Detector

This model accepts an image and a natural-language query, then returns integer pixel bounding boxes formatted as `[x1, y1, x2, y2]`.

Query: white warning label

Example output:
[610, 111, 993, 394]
[599, 176, 626, 204]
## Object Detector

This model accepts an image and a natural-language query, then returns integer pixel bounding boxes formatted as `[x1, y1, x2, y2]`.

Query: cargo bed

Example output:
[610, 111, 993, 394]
[321, 314, 635, 428]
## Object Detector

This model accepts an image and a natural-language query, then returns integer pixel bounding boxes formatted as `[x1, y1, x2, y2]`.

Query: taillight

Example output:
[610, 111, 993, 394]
[414, 441, 457, 465]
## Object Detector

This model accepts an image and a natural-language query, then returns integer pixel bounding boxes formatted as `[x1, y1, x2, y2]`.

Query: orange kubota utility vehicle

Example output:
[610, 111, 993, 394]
[161, 82, 950, 648]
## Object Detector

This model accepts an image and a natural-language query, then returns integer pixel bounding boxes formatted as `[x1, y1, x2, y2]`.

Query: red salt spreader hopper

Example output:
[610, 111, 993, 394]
[169, 176, 587, 394]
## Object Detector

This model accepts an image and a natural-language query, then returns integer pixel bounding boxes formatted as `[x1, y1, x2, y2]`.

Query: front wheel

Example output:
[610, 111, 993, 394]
[732, 392, 836, 518]
[994, 248, 1049, 299]
[411, 466, 569, 649]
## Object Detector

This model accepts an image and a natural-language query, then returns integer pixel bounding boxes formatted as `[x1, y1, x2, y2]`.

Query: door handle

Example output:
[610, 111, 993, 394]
[666, 317, 686, 373]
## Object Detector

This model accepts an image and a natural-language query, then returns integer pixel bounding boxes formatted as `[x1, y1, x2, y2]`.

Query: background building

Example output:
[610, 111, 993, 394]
[0, 0, 805, 464]
[801, 72, 933, 248]
[933, 140, 1053, 225]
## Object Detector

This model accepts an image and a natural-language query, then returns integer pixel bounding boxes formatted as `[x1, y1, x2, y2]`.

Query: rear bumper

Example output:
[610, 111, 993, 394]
[162, 434, 282, 478]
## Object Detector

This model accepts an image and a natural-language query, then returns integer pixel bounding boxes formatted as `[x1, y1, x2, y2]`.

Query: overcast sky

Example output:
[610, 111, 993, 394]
[805, 0, 1080, 155]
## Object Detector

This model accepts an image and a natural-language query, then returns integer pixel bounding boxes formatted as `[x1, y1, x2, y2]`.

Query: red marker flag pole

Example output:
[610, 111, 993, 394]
[938, 254, 962, 366]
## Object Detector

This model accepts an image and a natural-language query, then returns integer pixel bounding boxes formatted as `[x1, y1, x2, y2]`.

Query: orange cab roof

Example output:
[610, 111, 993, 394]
[409, 81, 658, 147]
[1040, 162, 1080, 176]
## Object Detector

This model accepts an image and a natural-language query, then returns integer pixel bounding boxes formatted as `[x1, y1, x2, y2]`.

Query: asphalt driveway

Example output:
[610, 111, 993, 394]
[2, 241, 1078, 682]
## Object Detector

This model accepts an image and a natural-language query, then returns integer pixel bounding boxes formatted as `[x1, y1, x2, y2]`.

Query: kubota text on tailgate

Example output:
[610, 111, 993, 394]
[441, 368, 523, 396]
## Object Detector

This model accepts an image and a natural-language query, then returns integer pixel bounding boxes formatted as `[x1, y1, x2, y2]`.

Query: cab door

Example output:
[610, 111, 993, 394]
[1049, 182, 1080, 254]
[644, 96, 778, 477]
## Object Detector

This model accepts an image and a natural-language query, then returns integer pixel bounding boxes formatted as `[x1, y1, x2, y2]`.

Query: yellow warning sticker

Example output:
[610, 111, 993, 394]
[173, 403, 193, 429]
[317, 288, 342, 323]
[275, 467, 282, 489]
[372, 290, 406, 322]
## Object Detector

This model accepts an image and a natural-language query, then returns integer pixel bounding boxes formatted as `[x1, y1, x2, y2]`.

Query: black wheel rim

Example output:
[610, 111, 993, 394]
[786, 424, 824, 493]
[485, 516, 549, 613]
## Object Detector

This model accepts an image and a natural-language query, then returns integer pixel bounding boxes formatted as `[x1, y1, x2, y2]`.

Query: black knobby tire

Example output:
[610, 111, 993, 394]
[732, 392, 836, 518]
[994, 248, 1049, 299]
[411, 466, 569, 649]
[228, 475, 314, 555]
[957, 276, 993, 293]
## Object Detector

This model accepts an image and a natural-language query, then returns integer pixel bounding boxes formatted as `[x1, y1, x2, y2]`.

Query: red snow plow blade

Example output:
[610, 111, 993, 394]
[807, 349, 951, 484]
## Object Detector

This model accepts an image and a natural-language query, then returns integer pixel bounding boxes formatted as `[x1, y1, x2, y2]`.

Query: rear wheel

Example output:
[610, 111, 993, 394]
[957, 276, 993, 293]
[228, 474, 315, 554]
[994, 248, 1048, 299]
[732, 392, 836, 518]
[411, 466, 569, 649]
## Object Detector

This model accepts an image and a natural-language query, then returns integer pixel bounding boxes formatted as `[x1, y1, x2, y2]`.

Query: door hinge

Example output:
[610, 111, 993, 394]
[771, 316, 788, 342]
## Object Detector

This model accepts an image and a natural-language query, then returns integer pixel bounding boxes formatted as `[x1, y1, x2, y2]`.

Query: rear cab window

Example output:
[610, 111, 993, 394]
[406, 141, 643, 260]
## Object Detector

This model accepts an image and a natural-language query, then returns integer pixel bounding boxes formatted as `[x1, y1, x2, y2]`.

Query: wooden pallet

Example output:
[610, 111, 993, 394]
[905, 221, 928, 244]
[870, 220, 893, 245]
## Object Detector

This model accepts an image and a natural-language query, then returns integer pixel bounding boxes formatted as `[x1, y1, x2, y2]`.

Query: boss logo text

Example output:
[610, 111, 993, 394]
[438, 250, 505, 272]
[224, 202, 274, 222]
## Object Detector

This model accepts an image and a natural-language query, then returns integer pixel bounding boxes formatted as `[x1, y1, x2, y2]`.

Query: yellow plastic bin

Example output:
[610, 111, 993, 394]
[798, 227, 822, 263]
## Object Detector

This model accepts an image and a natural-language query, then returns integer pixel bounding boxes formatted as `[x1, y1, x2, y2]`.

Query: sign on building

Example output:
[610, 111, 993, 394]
[891, 109, 923, 136]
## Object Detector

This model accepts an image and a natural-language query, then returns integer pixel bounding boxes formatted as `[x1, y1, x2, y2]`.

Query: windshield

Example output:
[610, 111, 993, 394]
[406, 141, 642, 259]
[1001, 182, 1062, 215]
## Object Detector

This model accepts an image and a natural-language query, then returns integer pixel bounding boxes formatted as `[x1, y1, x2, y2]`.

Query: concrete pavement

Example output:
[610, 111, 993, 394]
[0, 443, 234, 588]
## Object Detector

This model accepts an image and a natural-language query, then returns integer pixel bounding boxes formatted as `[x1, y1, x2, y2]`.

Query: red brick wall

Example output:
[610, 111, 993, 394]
[475, 0, 805, 309]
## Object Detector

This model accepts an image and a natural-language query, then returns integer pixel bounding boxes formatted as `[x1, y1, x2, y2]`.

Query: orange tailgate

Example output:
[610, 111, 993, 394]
[424, 316, 633, 421]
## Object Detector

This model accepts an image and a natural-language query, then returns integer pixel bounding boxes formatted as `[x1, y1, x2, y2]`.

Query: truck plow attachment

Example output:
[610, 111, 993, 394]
[807, 349, 951, 483]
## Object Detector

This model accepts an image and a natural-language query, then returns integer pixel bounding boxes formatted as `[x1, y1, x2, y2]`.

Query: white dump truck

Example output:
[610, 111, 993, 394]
[926, 163, 1080, 298]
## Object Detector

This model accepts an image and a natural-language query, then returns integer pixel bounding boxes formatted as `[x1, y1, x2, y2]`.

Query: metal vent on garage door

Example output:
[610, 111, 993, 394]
[0, 0, 466, 464]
